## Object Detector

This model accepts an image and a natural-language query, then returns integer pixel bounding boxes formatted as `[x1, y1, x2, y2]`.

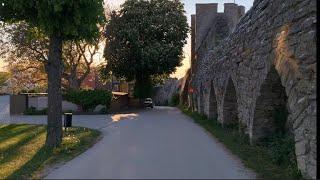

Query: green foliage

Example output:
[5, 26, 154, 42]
[1, 0, 106, 148]
[179, 105, 302, 180]
[104, 0, 189, 98]
[169, 93, 180, 106]
[272, 105, 288, 133]
[19, 89, 42, 94]
[0, 124, 101, 179]
[63, 89, 112, 112]
[0, 0, 105, 41]
[99, 107, 108, 114]
[151, 73, 170, 86]
[133, 77, 153, 99]
[24, 107, 48, 115]
[261, 133, 301, 178]
[0, 71, 10, 87]
[23, 107, 74, 115]
[97, 63, 113, 84]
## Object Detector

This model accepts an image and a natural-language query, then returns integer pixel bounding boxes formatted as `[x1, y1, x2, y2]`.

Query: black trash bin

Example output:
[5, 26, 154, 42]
[64, 113, 72, 128]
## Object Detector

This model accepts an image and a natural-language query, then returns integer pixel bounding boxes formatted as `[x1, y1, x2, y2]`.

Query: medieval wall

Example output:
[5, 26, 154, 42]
[153, 78, 180, 105]
[187, 0, 316, 178]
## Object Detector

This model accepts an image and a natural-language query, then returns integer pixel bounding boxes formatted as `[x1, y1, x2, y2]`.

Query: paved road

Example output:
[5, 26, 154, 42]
[0, 96, 256, 179]
[47, 107, 255, 179]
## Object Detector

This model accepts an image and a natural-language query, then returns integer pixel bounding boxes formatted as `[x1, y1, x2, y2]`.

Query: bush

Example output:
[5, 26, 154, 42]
[262, 133, 301, 178]
[99, 107, 107, 114]
[24, 107, 75, 115]
[272, 105, 288, 133]
[63, 89, 112, 112]
[24, 107, 47, 115]
[169, 93, 180, 106]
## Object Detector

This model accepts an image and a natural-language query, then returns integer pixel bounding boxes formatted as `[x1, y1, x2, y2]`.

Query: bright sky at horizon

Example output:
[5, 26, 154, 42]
[0, 0, 254, 79]
[174, 0, 254, 79]
[105, 0, 254, 79]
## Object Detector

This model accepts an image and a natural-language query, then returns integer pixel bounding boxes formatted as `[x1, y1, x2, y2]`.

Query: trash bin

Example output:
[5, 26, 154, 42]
[64, 113, 72, 128]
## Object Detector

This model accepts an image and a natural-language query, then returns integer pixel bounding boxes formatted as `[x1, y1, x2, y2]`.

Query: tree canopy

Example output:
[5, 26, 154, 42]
[0, 0, 105, 41]
[1, 22, 105, 91]
[0, 0, 105, 148]
[104, 0, 189, 98]
[0, 71, 10, 87]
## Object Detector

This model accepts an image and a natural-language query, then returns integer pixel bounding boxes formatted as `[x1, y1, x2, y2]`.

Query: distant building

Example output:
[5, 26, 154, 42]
[81, 70, 134, 97]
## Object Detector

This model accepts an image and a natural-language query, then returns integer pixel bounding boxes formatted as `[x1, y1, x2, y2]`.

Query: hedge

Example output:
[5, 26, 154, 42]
[63, 89, 112, 112]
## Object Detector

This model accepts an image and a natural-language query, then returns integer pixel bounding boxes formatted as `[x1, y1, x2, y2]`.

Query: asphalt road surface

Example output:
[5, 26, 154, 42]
[0, 96, 255, 179]
[44, 106, 256, 179]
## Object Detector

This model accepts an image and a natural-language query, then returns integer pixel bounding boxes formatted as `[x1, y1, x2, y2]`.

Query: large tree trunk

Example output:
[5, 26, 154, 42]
[134, 74, 152, 105]
[45, 34, 63, 148]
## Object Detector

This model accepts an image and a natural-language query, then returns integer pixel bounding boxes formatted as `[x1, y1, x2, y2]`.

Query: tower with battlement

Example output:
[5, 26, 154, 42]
[191, 3, 245, 69]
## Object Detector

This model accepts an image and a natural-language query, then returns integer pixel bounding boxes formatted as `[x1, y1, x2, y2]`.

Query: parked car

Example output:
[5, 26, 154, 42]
[144, 98, 154, 108]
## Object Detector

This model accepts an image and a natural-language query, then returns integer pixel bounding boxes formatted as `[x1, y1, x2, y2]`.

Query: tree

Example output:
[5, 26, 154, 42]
[62, 33, 104, 90]
[0, 71, 9, 87]
[104, 0, 189, 99]
[151, 73, 170, 86]
[6, 60, 47, 93]
[1, 23, 48, 92]
[0, 0, 105, 148]
[1, 22, 105, 91]
[0, 71, 10, 94]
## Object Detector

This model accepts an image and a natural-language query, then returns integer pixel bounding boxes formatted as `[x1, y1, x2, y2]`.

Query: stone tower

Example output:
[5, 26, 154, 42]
[191, 3, 245, 67]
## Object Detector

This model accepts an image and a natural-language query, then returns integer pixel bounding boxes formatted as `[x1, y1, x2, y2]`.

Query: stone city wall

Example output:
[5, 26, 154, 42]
[185, 0, 316, 178]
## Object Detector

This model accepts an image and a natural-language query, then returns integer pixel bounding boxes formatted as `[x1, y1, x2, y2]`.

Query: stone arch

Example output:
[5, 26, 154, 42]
[207, 81, 218, 119]
[252, 65, 288, 142]
[223, 78, 238, 124]
[192, 92, 198, 112]
[197, 83, 205, 115]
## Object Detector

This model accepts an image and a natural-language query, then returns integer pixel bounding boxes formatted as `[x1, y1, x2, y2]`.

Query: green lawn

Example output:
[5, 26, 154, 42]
[0, 124, 101, 179]
[179, 106, 303, 180]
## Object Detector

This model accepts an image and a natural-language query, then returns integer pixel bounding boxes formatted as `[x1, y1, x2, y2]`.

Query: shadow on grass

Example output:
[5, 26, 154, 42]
[5, 126, 101, 179]
[0, 124, 35, 136]
[6, 146, 54, 179]
[0, 127, 46, 166]
[0, 125, 41, 144]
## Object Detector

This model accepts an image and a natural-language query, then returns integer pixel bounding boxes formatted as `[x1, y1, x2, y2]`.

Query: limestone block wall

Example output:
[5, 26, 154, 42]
[153, 78, 180, 105]
[195, 4, 218, 51]
[187, 0, 316, 178]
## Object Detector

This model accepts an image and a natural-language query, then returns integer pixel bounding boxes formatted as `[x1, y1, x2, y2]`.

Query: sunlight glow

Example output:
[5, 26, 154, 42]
[111, 113, 139, 122]
[275, 24, 301, 79]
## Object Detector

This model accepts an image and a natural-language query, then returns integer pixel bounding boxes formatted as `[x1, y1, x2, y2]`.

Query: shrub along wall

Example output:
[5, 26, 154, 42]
[63, 89, 112, 112]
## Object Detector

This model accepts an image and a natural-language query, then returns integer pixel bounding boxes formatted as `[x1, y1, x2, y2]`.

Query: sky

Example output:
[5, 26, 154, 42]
[0, 0, 254, 78]
[174, 0, 254, 79]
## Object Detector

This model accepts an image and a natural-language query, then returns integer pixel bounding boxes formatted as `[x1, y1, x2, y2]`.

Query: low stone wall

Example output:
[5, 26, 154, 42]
[187, 0, 316, 178]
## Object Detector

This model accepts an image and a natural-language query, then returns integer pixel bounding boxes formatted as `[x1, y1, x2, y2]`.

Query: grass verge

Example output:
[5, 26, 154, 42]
[179, 105, 302, 180]
[0, 124, 101, 179]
